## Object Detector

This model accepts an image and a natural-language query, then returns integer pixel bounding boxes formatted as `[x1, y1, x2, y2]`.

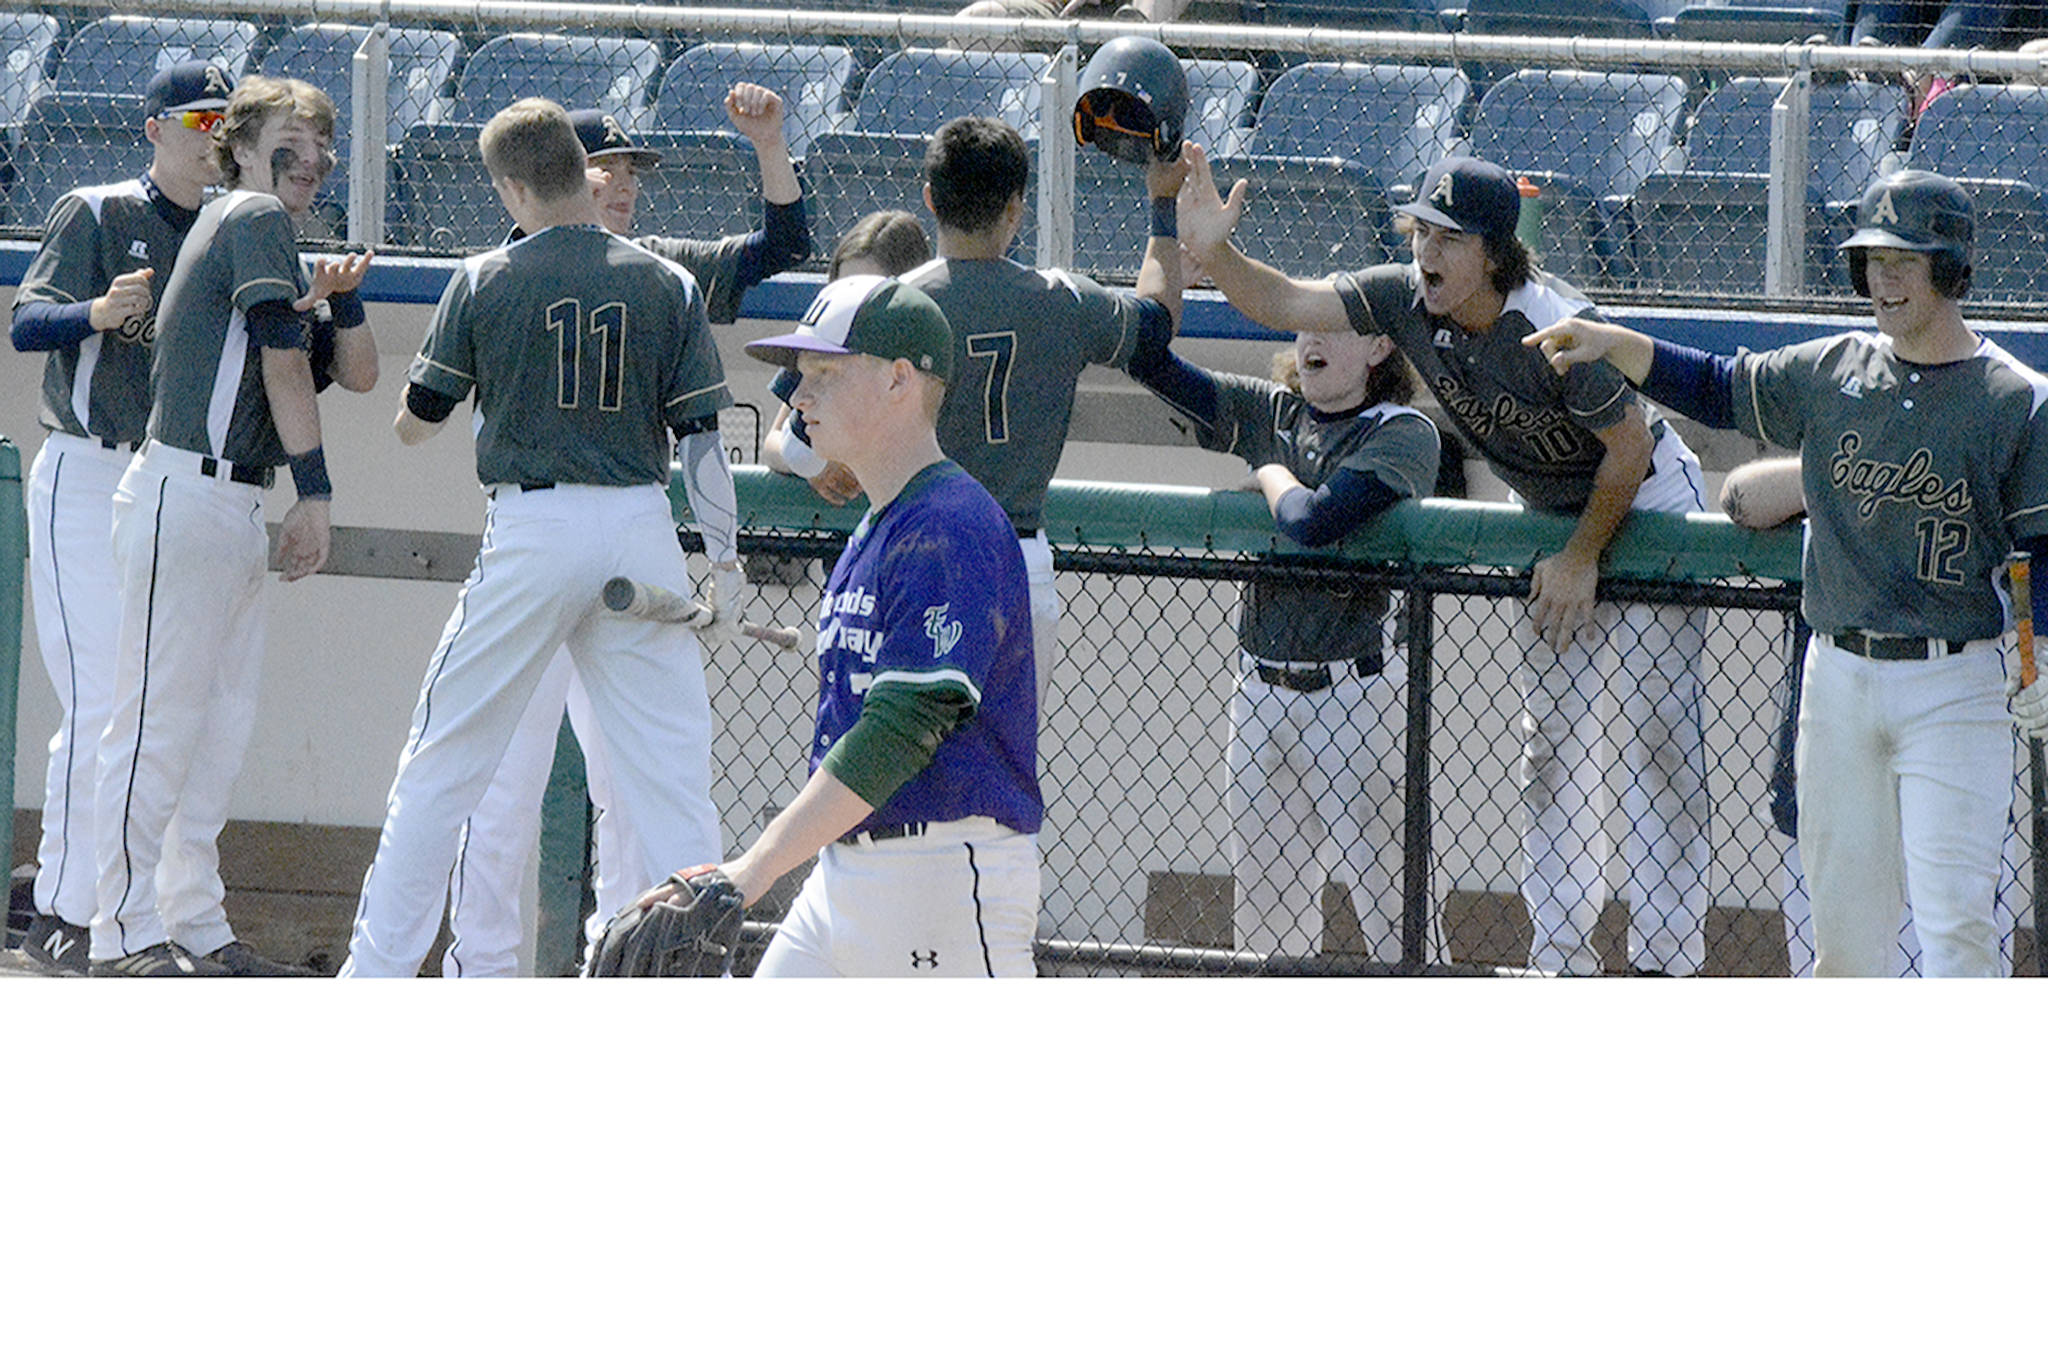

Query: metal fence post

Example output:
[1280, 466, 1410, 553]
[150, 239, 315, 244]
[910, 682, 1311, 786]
[1038, 44, 1078, 272]
[348, 22, 390, 246]
[0, 437, 22, 862]
[1399, 582, 1435, 970]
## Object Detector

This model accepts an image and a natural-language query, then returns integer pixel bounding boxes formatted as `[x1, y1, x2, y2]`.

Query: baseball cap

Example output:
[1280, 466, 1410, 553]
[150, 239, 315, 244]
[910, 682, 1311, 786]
[145, 61, 233, 119]
[745, 275, 954, 383]
[568, 108, 661, 170]
[1395, 156, 1523, 246]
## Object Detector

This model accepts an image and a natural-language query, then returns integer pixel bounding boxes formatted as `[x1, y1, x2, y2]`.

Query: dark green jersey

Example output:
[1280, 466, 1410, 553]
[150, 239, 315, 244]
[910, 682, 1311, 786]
[1735, 332, 2048, 640]
[15, 178, 198, 445]
[1205, 372, 1439, 662]
[145, 190, 308, 465]
[901, 256, 1147, 533]
[409, 224, 731, 487]
[639, 233, 750, 325]
[1334, 263, 1637, 515]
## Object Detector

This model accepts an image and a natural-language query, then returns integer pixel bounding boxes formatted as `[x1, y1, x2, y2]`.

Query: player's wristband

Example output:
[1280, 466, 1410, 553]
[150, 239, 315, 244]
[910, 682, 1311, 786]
[779, 424, 826, 479]
[1149, 197, 1178, 239]
[287, 445, 332, 500]
[327, 289, 366, 329]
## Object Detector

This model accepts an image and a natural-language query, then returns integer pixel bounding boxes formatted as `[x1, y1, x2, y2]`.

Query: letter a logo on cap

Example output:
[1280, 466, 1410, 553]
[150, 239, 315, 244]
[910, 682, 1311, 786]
[1871, 188, 1899, 226]
[1429, 172, 1456, 211]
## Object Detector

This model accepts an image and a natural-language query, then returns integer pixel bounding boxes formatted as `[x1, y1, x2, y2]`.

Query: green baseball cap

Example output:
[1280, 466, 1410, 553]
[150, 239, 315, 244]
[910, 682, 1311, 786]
[745, 275, 953, 383]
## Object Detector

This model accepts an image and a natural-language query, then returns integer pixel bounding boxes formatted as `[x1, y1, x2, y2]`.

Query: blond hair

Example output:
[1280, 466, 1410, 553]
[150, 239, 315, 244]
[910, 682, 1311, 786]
[214, 76, 335, 187]
[479, 98, 588, 202]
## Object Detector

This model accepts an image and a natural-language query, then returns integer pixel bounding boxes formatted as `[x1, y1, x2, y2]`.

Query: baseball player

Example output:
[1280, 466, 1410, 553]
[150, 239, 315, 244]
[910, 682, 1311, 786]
[339, 98, 732, 978]
[897, 115, 1185, 706]
[1526, 169, 2048, 977]
[1178, 149, 1713, 976]
[1721, 456, 1922, 974]
[763, 210, 934, 506]
[632, 273, 1041, 976]
[8, 62, 230, 975]
[441, 90, 807, 975]
[1125, 243, 1450, 961]
[89, 75, 379, 976]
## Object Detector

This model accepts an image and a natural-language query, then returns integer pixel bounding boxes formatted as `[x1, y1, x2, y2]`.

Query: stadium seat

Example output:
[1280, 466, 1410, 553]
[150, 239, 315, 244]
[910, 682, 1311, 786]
[260, 24, 461, 240]
[1468, 69, 1689, 283]
[443, 32, 662, 125]
[805, 129, 1040, 267]
[9, 94, 154, 229]
[0, 11, 57, 130]
[1074, 62, 1469, 280]
[646, 42, 854, 157]
[392, 32, 662, 251]
[805, 49, 1048, 267]
[1633, 78, 1906, 296]
[1905, 83, 2048, 303]
[1184, 58, 1258, 160]
[1671, 0, 1850, 44]
[845, 48, 1048, 136]
[49, 14, 258, 95]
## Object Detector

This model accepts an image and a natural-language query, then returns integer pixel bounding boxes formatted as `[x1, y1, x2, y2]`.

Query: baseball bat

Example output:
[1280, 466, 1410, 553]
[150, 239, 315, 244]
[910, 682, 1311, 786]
[2013, 552, 2046, 973]
[599, 576, 801, 651]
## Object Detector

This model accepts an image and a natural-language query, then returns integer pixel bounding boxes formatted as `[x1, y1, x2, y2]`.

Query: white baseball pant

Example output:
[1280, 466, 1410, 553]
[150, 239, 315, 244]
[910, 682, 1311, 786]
[1796, 637, 2012, 977]
[1021, 529, 1055, 711]
[440, 648, 645, 977]
[1228, 646, 1441, 963]
[1518, 432, 1710, 975]
[26, 432, 132, 930]
[755, 818, 1039, 977]
[340, 483, 721, 978]
[91, 442, 269, 961]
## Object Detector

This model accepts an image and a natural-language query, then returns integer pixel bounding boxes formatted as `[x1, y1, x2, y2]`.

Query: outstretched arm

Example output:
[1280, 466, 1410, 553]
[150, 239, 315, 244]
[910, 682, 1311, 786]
[1177, 143, 1348, 334]
[1720, 456, 1805, 529]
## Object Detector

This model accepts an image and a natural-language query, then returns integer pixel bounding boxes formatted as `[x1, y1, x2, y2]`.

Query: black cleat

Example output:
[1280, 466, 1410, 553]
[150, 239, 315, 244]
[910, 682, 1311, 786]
[19, 912, 90, 976]
[89, 943, 232, 977]
[200, 940, 316, 977]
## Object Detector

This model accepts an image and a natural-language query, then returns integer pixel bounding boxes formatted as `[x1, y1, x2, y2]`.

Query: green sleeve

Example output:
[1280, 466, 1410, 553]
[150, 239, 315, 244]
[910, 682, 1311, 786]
[818, 680, 976, 808]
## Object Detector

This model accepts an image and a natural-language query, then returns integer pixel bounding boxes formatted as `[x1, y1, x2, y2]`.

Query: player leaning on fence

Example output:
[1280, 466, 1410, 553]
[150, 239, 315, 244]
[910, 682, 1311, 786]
[1527, 169, 2048, 978]
[1178, 148, 1712, 976]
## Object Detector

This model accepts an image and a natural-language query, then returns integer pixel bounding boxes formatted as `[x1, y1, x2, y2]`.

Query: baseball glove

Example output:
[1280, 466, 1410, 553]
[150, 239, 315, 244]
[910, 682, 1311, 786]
[589, 865, 745, 977]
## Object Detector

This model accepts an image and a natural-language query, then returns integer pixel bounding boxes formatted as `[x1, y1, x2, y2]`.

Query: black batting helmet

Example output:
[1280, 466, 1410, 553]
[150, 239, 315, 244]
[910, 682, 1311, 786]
[1073, 36, 1188, 165]
[1842, 169, 1974, 299]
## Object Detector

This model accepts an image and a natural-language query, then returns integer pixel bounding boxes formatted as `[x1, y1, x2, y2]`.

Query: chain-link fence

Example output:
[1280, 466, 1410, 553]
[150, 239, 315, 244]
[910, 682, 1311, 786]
[666, 473, 2042, 978]
[7, 3, 2048, 309]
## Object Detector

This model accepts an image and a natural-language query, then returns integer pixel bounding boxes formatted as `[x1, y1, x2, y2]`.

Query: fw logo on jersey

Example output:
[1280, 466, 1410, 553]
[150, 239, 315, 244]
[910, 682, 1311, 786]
[924, 605, 962, 657]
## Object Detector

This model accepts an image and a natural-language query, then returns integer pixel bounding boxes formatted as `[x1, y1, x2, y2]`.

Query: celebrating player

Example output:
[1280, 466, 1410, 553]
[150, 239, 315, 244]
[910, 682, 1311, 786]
[899, 115, 1185, 706]
[1125, 238, 1455, 962]
[1526, 169, 2048, 976]
[441, 88, 808, 976]
[88, 75, 378, 976]
[634, 274, 1042, 977]
[8, 62, 230, 975]
[1178, 149, 1713, 976]
[340, 99, 732, 978]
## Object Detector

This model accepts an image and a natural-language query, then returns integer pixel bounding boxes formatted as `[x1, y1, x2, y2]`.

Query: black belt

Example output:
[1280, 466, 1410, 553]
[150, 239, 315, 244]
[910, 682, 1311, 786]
[1831, 628, 1971, 661]
[197, 456, 275, 489]
[837, 822, 927, 846]
[519, 480, 555, 492]
[1254, 654, 1385, 692]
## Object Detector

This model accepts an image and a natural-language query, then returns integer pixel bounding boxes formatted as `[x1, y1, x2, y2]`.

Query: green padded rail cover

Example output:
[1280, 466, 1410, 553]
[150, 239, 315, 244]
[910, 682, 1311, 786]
[692, 468, 1805, 584]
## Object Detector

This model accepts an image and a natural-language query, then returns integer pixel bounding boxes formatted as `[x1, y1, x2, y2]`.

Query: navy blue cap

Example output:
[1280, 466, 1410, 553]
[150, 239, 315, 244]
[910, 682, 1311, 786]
[568, 109, 660, 170]
[145, 61, 233, 118]
[1395, 156, 1523, 246]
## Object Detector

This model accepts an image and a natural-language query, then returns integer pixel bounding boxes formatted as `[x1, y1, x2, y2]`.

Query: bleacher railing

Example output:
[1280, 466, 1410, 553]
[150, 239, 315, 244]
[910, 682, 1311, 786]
[10, 2, 2048, 310]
